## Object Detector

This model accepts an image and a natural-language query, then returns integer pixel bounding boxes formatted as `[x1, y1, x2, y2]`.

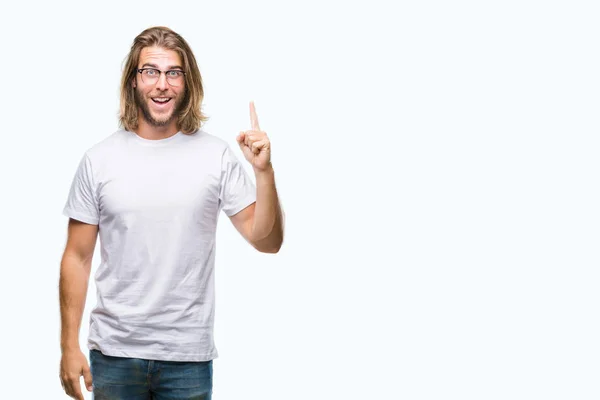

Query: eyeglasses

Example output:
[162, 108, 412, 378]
[137, 68, 186, 87]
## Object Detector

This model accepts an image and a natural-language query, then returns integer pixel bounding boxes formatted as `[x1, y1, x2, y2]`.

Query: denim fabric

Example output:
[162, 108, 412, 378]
[89, 349, 213, 399]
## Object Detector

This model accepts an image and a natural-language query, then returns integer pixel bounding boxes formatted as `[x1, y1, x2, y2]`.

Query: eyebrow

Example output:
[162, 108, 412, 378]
[140, 63, 184, 70]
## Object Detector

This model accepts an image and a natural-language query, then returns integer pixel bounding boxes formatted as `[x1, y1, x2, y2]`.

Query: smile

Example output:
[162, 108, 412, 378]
[152, 97, 172, 104]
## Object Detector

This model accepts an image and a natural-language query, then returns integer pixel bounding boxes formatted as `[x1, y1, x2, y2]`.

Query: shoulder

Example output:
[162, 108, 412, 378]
[84, 129, 128, 161]
[181, 129, 238, 164]
[69, 130, 130, 178]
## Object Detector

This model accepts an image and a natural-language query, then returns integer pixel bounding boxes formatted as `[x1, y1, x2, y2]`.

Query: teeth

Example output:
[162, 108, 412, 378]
[153, 98, 170, 102]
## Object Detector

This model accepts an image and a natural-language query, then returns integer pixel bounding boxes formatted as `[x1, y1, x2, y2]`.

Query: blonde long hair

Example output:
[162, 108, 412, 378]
[119, 26, 209, 134]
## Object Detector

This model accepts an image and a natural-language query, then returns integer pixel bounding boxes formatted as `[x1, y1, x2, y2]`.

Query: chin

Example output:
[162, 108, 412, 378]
[153, 114, 171, 124]
[148, 110, 175, 126]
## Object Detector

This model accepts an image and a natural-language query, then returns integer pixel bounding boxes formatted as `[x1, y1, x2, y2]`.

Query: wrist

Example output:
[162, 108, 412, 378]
[254, 163, 274, 179]
[61, 343, 81, 353]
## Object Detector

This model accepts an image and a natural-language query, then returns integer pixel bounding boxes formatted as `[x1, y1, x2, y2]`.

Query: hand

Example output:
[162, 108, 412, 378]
[236, 101, 272, 172]
[60, 349, 93, 400]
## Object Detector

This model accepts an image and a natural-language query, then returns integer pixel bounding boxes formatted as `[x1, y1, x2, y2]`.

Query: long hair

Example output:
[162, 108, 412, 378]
[119, 26, 209, 134]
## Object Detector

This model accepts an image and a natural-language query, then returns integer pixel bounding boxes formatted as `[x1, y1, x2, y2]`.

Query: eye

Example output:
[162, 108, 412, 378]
[144, 69, 158, 76]
[167, 70, 183, 77]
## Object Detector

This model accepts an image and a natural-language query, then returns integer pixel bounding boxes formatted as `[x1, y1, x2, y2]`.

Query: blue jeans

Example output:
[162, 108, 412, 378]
[89, 349, 213, 400]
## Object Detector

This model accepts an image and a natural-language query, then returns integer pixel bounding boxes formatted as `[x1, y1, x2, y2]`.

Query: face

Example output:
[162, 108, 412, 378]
[133, 46, 186, 128]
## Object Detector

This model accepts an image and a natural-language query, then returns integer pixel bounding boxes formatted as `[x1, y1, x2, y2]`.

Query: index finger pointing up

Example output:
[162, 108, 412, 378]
[250, 101, 260, 131]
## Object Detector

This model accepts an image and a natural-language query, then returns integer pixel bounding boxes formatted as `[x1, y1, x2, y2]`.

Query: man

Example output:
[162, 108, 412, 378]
[59, 26, 284, 400]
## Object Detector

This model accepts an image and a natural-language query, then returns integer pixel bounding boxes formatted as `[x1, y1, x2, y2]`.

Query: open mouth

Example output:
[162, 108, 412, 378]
[152, 97, 172, 105]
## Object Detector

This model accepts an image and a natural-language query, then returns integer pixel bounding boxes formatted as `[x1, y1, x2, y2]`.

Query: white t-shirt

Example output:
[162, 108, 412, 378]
[62, 129, 256, 362]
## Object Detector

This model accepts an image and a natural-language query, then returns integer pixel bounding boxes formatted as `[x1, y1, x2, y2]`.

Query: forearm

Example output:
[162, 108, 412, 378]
[252, 165, 284, 252]
[59, 254, 91, 352]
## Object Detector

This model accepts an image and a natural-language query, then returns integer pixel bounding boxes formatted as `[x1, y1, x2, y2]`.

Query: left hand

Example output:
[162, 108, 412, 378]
[236, 101, 272, 172]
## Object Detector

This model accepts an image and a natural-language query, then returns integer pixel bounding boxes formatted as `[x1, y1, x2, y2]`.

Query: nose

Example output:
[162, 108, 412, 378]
[155, 71, 168, 90]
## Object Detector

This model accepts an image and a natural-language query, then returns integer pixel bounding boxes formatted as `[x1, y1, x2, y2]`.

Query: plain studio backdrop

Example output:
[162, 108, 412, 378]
[0, 0, 598, 399]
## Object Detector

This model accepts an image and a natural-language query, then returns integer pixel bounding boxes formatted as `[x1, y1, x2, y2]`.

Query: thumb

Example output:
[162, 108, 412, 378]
[83, 364, 93, 392]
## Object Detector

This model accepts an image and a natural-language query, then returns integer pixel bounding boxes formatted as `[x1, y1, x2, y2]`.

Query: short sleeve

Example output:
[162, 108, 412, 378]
[219, 146, 257, 216]
[62, 153, 100, 225]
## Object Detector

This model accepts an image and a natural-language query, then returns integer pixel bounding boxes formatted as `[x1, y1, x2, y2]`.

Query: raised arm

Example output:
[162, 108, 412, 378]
[230, 168, 284, 253]
[231, 101, 284, 253]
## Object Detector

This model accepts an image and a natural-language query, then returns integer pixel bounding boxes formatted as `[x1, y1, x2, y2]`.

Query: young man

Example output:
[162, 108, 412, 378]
[59, 26, 284, 400]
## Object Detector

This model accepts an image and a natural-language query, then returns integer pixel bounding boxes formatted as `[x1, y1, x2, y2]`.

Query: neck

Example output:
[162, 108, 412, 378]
[135, 115, 179, 140]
